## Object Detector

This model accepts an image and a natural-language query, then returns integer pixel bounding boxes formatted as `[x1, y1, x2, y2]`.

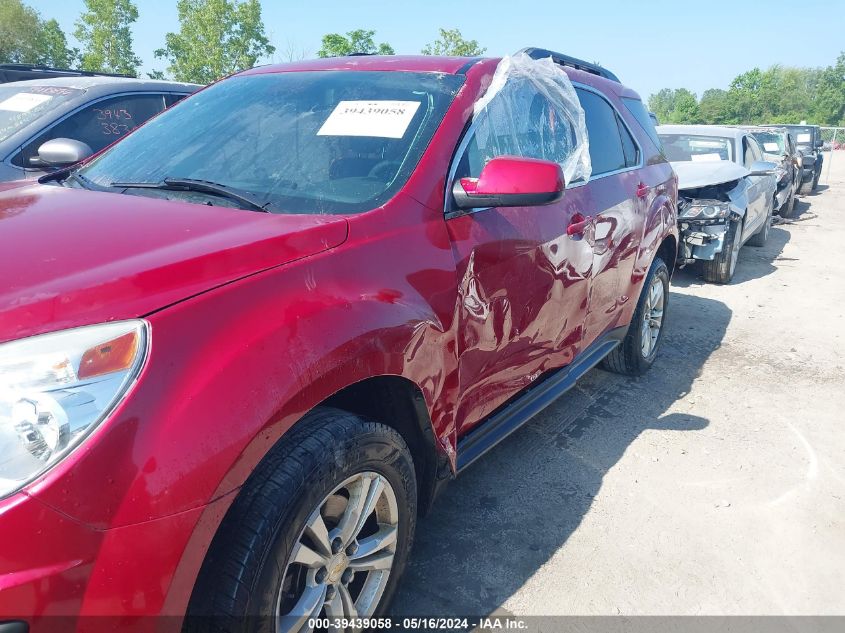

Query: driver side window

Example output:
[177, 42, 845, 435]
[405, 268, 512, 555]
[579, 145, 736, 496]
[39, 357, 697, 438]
[455, 82, 577, 181]
[13, 94, 167, 168]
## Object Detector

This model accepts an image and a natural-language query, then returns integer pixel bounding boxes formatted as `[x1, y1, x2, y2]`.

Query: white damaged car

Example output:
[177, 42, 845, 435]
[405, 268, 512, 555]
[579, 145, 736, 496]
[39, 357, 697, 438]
[658, 125, 777, 284]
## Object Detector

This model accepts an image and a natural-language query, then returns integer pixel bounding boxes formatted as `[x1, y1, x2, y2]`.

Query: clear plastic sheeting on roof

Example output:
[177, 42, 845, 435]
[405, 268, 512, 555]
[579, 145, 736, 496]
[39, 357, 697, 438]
[472, 53, 591, 185]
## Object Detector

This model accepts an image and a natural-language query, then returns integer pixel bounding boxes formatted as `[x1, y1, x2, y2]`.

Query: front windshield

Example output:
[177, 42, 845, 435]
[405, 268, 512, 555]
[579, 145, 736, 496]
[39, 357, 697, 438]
[751, 131, 785, 156]
[0, 85, 82, 142]
[658, 134, 734, 162]
[80, 71, 464, 215]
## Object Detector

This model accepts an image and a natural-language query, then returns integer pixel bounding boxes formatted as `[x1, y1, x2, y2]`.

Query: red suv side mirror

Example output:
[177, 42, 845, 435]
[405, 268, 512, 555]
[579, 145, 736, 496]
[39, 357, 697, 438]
[452, 156, 565, 210]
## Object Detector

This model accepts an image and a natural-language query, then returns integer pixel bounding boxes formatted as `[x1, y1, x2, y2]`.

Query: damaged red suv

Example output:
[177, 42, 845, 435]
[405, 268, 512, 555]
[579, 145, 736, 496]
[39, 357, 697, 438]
[0, 49, 677, 631]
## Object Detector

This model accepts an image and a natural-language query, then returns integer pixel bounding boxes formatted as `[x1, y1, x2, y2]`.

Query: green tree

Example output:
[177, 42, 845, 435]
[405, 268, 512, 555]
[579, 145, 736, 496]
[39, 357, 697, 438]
[155, 0, 275, 84]
[648, 88, 676, 124]
[812, 52, 845, 125]
[74, 0, 141, 75]
[669, 88, 700, 123]
[317, 29, 394, 58]
[698, 88, 731, 124]
[0, 0, 42, 63]
[38, 19, 77, 68]
[421, 28, 485, 56]
[0, 0, 76, 67]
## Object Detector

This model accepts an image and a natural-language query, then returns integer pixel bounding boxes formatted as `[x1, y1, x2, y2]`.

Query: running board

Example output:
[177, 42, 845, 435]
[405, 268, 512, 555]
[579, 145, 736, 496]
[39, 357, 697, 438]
[455, 326, 627, 472]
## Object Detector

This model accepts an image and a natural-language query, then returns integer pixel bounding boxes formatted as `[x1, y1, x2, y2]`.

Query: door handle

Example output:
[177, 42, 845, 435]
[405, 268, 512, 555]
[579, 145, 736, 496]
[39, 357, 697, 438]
[567, 212, 589, 238]
[636, 182, 649, 198]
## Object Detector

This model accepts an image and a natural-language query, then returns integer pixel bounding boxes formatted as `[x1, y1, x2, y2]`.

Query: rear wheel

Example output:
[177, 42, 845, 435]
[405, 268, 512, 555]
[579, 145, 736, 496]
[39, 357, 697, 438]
[799, 178, 813, 195]
[601, 256, 669, 376]
[701, 217, 742, 284]
[186, 408, 417, 632]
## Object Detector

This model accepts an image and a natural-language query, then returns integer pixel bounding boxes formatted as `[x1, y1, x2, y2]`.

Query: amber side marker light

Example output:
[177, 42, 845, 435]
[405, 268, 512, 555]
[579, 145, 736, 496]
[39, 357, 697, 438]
[78, 331, 139, 379]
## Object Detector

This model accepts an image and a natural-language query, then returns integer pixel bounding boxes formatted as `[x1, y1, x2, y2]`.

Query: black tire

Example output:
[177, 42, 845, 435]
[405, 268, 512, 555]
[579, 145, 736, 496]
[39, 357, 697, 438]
[799, 178, 813, 195]
[747, 202, 772, 247]
[701, 217, 742, 284]
[779, 189, 795, 219]
[601, 256, 669, 377]
[185, 408, 417, 632]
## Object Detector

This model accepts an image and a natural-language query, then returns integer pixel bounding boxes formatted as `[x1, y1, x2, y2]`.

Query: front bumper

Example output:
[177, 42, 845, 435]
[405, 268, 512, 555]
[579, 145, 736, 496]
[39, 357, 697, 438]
[678, 218, 729, 262]
[0, 490, 214, 632]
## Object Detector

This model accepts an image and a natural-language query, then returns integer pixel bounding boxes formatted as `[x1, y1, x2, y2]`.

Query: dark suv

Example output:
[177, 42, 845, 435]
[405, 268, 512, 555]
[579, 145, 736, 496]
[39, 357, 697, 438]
[0, 50, 677, 629]
[765, 124, 824, 194]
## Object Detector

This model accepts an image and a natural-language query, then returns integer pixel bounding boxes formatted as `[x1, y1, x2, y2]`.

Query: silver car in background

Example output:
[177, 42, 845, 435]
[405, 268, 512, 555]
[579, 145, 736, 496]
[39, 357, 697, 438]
[0, 76, 200, 182]
[657, 124, 777, 284]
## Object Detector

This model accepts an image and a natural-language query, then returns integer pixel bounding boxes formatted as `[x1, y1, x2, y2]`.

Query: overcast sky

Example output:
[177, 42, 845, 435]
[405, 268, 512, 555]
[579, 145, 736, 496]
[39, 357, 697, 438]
[28, 0, 842, 99]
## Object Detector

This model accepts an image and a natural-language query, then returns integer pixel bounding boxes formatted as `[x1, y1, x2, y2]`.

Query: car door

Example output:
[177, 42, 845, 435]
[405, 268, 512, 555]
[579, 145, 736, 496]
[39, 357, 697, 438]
[446, 82, 594, 436]
[11, 93, 170, 176]
[740, 134, 766, 238]
[574, 87, 645, 346]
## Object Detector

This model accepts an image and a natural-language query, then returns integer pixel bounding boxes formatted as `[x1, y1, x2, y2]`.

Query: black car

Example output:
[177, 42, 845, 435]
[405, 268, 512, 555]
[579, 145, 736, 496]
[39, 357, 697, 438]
[748, 126, 802, 218]
[0, 75, 200, 182]
[765, 124, 824, 194]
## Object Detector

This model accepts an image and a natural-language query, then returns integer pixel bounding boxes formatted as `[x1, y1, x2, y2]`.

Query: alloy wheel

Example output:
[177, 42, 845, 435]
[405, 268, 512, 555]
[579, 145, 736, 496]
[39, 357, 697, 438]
[640, 275, 665, 358]
[277, 472, 399, 632]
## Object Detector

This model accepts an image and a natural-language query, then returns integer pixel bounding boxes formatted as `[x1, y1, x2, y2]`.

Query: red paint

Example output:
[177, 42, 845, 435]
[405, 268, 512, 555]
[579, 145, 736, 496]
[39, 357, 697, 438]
[0, 55, 677, 628]
[467, 156, 564, 195]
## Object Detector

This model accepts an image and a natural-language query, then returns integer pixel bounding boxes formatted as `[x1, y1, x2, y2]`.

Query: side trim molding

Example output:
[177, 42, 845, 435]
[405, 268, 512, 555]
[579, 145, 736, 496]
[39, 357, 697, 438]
[456, 326, 627, 472]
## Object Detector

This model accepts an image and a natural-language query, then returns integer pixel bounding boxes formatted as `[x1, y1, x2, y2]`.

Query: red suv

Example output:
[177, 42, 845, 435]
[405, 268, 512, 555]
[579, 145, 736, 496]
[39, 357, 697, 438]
[0, 50, 677, 631]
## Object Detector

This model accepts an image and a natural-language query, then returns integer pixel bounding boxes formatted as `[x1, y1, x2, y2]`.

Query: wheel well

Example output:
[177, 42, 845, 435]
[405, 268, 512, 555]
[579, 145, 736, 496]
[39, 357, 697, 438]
[322, 375, 446, 514]
[656, 234, 677, 277]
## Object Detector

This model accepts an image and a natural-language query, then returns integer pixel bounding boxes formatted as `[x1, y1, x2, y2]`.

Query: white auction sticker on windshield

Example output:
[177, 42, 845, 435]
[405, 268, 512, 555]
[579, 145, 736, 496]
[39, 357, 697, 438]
[0, 92, 52, 112]
[763, 142, 780, 152]
[690, 153, 723, 162]
[797, 133, 811, 143]
[317, 101, 421, 139]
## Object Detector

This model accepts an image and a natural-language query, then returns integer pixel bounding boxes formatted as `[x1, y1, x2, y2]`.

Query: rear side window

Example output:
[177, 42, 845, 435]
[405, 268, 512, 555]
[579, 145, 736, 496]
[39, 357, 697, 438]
[576, 88, 625, 175]
[13, 93, 167, 168]
[621, 96, 662, 150]
[617, 114, 639, 167]
[165, 93, 190, 107]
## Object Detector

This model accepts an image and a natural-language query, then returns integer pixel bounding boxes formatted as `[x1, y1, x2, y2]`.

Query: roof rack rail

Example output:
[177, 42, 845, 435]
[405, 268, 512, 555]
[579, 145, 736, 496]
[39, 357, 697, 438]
[0, 63, 132, 84]
[517, 48, 620, 83]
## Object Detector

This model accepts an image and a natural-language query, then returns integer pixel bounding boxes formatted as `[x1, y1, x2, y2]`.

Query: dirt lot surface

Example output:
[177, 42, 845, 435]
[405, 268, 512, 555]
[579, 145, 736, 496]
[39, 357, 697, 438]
[393, 155, 845, 616]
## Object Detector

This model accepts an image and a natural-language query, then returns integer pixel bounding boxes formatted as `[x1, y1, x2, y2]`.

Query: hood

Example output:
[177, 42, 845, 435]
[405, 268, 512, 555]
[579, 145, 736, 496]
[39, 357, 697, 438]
[0, 182, 348, 343]
[671, 161, 749, 190]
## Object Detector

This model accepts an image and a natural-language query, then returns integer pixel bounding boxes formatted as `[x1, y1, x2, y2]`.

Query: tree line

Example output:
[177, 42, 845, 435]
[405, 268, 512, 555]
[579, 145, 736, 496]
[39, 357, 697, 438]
[648, 54, 845, 127]
[0, 0, 486, 84]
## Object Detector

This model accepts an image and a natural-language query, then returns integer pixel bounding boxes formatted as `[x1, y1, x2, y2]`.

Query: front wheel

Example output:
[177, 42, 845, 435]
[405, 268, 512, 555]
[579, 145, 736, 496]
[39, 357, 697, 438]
[701, 217, 742, 284]
[186, 408, 417, 632]
[601, 256, 669, 376]
[748, 202, 772, 247]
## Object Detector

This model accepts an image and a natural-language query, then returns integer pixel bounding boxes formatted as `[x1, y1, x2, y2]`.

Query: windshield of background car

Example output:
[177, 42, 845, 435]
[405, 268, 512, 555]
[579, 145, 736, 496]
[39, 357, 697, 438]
[788, 126, 815, 148]
[0, 85, 82, 142]
[751, 131, 785, 156]
[658, 134, 734, 162]
[80, 71, 464, 214]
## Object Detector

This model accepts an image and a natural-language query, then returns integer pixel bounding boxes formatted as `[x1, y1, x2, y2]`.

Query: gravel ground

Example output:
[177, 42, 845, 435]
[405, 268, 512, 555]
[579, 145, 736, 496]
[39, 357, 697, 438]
[392, 155, 845, 617]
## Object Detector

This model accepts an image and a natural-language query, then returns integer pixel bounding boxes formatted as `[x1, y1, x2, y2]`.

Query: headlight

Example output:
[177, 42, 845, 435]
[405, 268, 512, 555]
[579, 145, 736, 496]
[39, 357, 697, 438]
[0, 320, 148, 499]
[679, 202, 730, 220]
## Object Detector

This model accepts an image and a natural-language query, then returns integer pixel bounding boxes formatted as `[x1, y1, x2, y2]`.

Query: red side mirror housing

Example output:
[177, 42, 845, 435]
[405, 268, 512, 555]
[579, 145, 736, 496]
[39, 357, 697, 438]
[452, 156, 565, 210]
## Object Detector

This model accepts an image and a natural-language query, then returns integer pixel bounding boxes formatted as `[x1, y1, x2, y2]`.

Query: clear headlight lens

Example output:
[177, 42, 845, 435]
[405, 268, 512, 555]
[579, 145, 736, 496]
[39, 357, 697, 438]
[0, 320, 147, 499]
[679, 202, 730, 220]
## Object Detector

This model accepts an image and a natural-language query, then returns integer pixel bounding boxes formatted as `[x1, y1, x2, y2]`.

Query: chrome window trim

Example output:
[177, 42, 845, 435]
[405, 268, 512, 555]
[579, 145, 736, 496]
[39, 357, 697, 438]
[444, 80, 644, 214]
[4, 90, 185, 172]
